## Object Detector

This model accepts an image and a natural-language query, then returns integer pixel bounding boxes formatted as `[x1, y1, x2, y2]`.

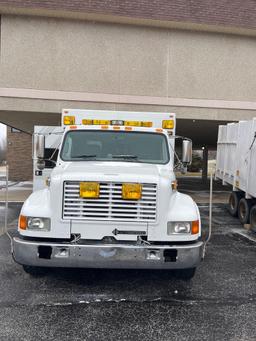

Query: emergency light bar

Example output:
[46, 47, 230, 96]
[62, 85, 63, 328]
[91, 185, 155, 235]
[62, 109, 176, 131]
[64, 117, 155, 127]
[63, 116, 174, 130]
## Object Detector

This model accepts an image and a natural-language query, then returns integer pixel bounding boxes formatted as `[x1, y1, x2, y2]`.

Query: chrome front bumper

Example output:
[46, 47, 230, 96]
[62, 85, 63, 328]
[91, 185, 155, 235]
[12, 237, 203, 269]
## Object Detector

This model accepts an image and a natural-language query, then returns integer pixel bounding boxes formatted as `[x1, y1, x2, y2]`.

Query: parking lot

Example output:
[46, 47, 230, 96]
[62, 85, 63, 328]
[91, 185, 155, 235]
[1, 2, 256, 340]
[0, 180, 255, 341]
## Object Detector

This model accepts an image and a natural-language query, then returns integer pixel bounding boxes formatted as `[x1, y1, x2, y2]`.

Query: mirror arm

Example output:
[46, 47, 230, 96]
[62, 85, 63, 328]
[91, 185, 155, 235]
[169, 135, 192, 142]
[45, 159, 57, 165]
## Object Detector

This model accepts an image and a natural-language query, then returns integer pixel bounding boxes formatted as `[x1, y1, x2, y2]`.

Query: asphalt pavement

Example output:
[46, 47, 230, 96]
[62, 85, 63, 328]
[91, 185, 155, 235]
[0, 201, 255, 340]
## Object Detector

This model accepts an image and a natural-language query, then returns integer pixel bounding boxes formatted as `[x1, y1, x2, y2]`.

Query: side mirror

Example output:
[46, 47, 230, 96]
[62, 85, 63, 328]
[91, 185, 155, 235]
[182, 140, 192, 164]
[33, 134, 45, 159]
[37, 159, 46, 170]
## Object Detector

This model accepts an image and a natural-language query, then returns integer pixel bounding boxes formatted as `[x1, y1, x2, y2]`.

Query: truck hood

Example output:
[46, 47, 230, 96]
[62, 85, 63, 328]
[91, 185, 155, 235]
[53, 161, 172, 183]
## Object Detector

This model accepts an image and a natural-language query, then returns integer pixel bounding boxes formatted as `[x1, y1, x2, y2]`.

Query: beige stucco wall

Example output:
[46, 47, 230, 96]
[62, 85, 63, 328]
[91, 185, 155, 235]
[0, 14, 256, 131]
[0, 15, 169, 96]
[1, 15, 256, 100]
[168, 31, 256, 101]
[1, 13, 256, 180]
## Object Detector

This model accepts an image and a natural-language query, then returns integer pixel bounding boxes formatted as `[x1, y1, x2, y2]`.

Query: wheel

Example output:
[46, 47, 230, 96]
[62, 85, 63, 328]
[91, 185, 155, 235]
[22, 265, 48, 277]
[175, 267, 196, 280]
[228, 191, 242, 217]
[249, 205, 256, 232]
[238, 198, 253, 225]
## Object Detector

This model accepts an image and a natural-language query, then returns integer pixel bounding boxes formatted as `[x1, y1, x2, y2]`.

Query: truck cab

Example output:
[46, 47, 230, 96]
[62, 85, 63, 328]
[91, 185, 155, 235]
[13, 109, 203, 279]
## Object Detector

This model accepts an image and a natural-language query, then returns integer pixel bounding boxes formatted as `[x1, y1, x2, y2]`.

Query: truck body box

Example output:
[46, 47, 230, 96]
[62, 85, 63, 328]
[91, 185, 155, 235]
[216, 118, 256, 198]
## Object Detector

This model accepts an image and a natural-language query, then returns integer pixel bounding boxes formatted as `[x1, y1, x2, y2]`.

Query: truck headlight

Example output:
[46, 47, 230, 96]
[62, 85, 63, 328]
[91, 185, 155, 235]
[19, 215, 51, 231]
[28, 217, 50, 231]
[167, 222, 191, 234]
[167, 221, 199, 235]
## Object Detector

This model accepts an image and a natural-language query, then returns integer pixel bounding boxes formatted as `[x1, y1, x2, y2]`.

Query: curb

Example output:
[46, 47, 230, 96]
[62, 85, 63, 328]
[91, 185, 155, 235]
[231, 228, 256, 243]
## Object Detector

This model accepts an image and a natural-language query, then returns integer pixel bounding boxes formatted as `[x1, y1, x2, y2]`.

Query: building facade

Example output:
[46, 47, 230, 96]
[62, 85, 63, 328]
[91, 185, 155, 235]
[0, 1, 256, 179]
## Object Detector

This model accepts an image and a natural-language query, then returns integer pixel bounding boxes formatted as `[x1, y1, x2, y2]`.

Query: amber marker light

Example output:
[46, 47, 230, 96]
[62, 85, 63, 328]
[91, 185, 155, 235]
[122, 183, 142, 200]
[19, 215, 27, 230]
[93, 120, 110, 125]
[191, 220, 199, 234]
[80, 182, 100, 199]
[63, 116, 75, 125]
[141, 121, 153, 127]
[82, 119, 93, 125]
[171, 181, 178, 190]
[124, 121, 141, 127]
[162, 120, 174, 129]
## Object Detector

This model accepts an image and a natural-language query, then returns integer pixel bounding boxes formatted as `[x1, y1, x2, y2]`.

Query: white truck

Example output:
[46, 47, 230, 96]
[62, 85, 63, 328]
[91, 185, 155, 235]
[216, 118, 256, 232]
[12, 109, 203, 279]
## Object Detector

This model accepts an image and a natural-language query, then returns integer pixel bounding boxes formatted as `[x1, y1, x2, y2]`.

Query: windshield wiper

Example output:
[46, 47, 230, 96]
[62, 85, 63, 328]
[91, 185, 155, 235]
[112, 155, 138, 160]
[72, 154, 97, 159]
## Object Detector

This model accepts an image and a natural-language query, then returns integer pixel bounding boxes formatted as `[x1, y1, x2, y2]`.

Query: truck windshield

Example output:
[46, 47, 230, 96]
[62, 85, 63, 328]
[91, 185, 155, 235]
[60, 130, 170, 164]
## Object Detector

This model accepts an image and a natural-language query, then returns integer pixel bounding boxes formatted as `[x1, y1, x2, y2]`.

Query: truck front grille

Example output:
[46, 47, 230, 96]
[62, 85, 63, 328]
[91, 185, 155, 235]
[63, 181, 157, 222]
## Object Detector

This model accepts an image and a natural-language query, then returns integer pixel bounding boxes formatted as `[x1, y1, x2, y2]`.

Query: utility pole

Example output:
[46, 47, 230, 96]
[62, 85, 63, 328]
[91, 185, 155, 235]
[202, 146, 208, 182]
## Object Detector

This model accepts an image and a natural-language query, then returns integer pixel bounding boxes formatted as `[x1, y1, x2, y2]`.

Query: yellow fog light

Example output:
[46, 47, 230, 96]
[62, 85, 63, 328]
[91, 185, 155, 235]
[63, 116, 75, 125]
[162, 120, 174, 129]
[80, 182, 100, 198]
[122, 183, 142, 200]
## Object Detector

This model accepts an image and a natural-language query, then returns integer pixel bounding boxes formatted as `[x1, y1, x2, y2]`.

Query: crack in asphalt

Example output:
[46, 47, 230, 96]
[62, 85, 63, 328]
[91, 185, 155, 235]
[1, 294, 256, 309]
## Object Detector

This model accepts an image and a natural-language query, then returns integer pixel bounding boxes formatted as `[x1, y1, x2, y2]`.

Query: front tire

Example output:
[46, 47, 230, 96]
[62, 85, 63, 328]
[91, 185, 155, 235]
[176, 267, 196, 280]
[22, 265, 48, 277]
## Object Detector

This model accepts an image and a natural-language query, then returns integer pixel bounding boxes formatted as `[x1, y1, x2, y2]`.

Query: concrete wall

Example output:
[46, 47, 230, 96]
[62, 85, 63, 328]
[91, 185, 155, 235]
[1, 14, 256, 128]
[0, 14, 255, 134]
[1, 15, 256, 103]
[1, 14, 256, 180]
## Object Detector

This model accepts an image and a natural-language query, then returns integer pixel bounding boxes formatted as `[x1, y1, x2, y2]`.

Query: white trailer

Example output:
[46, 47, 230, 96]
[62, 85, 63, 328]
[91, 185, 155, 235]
[216, 118, 256, 231]
[12, 109, 203, 279]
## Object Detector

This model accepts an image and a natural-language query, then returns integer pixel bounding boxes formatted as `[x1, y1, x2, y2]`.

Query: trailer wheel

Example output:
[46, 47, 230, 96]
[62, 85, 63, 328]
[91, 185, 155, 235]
[228, 192, 242, 217]
[175, 267, 196, 280]
[249, 205, 256, 232]
[22, 265, 48, 277]
[238, 198, 253, 225]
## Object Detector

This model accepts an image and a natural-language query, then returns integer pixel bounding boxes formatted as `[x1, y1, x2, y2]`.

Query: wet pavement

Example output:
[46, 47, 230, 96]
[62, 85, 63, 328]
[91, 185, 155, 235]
[0, 202, 255, 340]
[177, 176, 230, 204]
[0, 181, 32, 202]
